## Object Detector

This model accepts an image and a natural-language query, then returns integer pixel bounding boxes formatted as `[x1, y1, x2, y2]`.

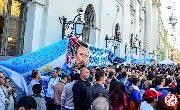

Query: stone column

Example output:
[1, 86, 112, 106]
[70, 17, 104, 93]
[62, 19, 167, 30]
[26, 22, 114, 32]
[23, 0, 46, 54]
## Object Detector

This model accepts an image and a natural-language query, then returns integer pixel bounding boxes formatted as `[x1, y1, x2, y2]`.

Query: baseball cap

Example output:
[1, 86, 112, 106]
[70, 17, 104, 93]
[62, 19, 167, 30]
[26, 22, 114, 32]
[144, 88, 162, 99]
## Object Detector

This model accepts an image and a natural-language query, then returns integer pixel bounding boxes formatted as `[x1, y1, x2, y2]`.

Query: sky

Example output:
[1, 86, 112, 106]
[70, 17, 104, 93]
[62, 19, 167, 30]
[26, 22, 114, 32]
[160, 0, 180, 49]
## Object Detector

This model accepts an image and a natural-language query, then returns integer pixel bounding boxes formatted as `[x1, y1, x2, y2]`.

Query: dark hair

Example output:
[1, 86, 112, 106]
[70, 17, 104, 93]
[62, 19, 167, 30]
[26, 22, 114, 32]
[72, 73, 80, 80]
[155, 76, 164, 85]
[165, 78, 170, 87]
[76, 40, 88, 54]
[109, 78, 118, 94]
[147, 72, 154, 80]
[108, 71, 114, 78]
[110, 82, 125, 104]
[5, 77, 10, 82]
[61, 74, 69, 80]
[168, 70, 174, 76]
[132, 78, 140, 85]
[122, 72, 127, 78]
[32, 84, 42, 95]
[32, 70, 38, 79]
[95, 72, 105, 82]
[144, 98, 155, 103]
[17, 96, 37, 110]
[54, 67, 61, 73]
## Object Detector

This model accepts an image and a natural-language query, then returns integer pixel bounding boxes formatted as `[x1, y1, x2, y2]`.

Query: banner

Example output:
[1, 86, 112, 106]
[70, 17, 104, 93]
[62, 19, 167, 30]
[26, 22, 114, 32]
[0, 37, 125, 94]
[0, 38, 68, 94]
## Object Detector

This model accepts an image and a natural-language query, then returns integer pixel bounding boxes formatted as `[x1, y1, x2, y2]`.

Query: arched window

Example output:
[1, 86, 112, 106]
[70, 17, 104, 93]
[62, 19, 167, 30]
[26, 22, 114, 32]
[0, 0, 27, 56]
[83, 4, 95, 43]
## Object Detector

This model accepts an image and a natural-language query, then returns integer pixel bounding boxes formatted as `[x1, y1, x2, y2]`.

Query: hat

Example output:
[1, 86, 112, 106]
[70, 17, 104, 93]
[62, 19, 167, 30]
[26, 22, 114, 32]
[144, 88, 162, 99]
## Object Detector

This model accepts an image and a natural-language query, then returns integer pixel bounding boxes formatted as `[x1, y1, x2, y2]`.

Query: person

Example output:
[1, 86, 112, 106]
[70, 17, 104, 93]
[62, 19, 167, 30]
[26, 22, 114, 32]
[0, 71, 11, 110]
[17, 96, 37, 110]
[31, 84, 46, 110]
[61, 73, 80, 110]
[3, 77, 16, 110]
[54, 74, 69, 110]
[74, 41, 89, 69]
[45, 67, 61, 110]
[72, 66, 91, 110]
[140, 89, 161, 110]
[110, 82, 128, 110]
[91, 97, 109, 110]
[28, 70, 41, 96]
[86, 72, 109, 109]
[155, 76, 168, 100]
[128, 78, 142, 110]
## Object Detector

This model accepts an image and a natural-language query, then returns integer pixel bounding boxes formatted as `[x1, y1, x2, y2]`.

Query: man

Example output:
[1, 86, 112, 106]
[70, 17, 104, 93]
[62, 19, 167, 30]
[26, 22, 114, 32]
[28, 70, 41, 96]
[17, 96, 37, 110]
[54, 74, 69, 110]
[32, 84, 46, 110]
[91, 97, 109, 110]
[74, 41, 89, 69]
[0, 72, 11, 110]
[61, 73, 80, 110]
[4, 77, 16, 110]
[45, 67, 61, 110]
[140, 89, 161, 110]
[129, 78, 142, 110]
[72, 66, 91, 110]
[155, 76, 169, 100]
[86, 72, 109, 109]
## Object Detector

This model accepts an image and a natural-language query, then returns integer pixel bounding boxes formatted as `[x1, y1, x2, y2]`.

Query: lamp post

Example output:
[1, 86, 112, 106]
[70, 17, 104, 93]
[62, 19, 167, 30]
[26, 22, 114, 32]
[142, 45, 146, 63]
[59, 10, 84, 39]
[105, 30, 122, 53]
[149, 50, 155, 58]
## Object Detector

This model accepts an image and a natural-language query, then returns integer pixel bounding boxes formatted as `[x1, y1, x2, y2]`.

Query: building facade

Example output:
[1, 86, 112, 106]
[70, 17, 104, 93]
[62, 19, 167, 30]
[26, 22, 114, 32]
[0, 0, 170, 62]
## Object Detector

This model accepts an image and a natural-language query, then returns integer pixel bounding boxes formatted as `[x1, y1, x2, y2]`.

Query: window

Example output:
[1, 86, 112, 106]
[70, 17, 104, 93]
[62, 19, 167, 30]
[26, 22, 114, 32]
[83, 4, 95, 43]
[0, 0, 27, 56]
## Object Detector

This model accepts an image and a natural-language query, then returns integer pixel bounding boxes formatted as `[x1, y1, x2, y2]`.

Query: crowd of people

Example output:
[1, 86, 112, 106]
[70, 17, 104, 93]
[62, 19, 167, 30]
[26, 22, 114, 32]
[1, 62, 180, 110]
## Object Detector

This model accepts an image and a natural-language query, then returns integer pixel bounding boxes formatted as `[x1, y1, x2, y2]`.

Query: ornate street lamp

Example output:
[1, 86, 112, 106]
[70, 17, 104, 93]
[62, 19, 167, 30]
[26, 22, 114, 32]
[149, 50, 155, 58]
[59, 9, 84, 39]
[105, 30, 122, 53]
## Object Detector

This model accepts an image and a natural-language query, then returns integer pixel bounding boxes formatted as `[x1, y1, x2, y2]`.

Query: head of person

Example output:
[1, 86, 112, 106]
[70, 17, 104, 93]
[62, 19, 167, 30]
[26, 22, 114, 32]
[0, 72, 5, 86]
[75, 41, 89, 69]
[122, 72, 127, 78]
[61, 74, 69, 84]
[17, 96, 37, 110]
[4, 77, 11, 88]
[73, 66, 79, 72]
[144, 81, 152, 90]
[72, 73, 80, 81]
[52, 67, 61, 78]
[155, 76, 165, 86]
[31, 70, 41, 80]
[95, 72, 106, 84]
[32, 84, 42, 95]
[80, 66, 90, 81]
[91, 97, 109, 110]
[110, 82, 125, 104]
[108, 71, 115, 78]
[147, 72, 155, 80]
[101, 67, 107, 73]
[144, 89, 161, 105]
[132, 78, 141, 87]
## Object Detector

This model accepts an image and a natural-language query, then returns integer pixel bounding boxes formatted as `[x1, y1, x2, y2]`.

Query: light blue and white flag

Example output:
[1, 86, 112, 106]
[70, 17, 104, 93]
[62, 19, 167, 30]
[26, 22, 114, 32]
[0, 38, 68, 94]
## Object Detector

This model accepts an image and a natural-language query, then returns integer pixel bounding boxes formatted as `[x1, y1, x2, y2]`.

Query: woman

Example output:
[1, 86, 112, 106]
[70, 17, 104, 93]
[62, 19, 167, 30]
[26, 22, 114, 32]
[110, 82, 128, 110]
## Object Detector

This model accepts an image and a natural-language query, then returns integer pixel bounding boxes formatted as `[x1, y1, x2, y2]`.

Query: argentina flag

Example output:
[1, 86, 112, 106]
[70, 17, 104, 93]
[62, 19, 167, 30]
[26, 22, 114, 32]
[0, 38, 68, 94]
